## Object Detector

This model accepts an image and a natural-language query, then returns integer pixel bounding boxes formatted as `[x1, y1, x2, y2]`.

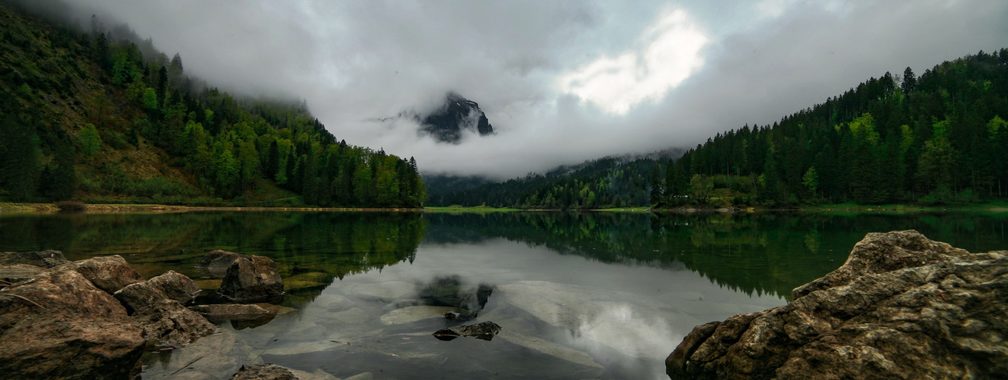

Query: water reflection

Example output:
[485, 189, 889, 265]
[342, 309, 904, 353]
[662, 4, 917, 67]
[0, 211, 1005, 379]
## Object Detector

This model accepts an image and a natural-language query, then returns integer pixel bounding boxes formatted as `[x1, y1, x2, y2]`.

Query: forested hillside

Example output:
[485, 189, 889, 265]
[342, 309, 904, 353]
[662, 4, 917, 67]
[427, 154, 672, 208]
[655, 49, 1008, 207]
[433, 50, 1008, 209]
[0, 2, 424, 207]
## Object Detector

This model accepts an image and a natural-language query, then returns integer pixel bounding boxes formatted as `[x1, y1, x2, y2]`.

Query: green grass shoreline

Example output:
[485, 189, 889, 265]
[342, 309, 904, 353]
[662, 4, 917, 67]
[2, 202, 1006, 215]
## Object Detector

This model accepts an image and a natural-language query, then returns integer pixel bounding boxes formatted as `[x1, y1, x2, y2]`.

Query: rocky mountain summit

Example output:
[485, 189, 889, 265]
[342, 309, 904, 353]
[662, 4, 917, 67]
[666, 230, 1008, 379]
[416, 92, 495, 143]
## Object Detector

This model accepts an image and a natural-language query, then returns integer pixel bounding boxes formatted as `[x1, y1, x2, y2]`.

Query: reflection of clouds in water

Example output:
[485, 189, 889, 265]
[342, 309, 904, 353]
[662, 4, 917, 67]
[575, 303, 674, 361]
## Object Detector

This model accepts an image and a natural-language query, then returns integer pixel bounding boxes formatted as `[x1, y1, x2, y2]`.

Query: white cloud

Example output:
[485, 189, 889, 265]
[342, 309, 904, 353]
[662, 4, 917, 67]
[558, 9, 707, 115]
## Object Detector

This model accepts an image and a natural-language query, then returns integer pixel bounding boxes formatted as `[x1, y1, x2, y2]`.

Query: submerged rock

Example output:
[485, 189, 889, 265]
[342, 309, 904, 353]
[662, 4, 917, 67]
[232, 363, 298, 380]
[0, 268, 145, 379]
[115, 277, 216, 349]
[191, 303, 292, 325]
[219, 255, 284, 303]
[433, 321, 502, 341]
[666, 230, 1008, 379]
[202, 250, 245, 277]
[0, 249, 68, 267]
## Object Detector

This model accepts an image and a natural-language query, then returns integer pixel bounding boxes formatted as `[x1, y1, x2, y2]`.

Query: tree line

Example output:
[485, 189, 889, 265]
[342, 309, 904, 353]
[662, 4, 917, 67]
[653, 49, 1008, 207]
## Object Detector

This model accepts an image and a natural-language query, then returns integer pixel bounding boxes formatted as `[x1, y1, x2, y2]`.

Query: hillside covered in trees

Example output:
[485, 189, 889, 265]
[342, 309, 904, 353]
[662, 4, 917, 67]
[426, 153, 674, 209]
[431, 50, 1008, 209]
[0, 2, 424, 207]
[655, 49, 1008, 208]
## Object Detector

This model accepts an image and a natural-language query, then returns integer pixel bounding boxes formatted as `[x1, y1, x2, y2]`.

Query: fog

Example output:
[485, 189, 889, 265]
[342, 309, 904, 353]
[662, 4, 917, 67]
[71, 0, 1008, 179]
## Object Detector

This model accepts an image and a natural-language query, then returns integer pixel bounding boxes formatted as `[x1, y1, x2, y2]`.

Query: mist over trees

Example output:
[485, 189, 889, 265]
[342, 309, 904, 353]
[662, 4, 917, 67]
[430, 50, 1008, 209]
[0, 3, 424, 207]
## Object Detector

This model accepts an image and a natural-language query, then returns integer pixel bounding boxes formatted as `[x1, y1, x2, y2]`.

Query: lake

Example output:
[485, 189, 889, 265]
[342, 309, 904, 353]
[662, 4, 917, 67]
[1, 211, 1005, 379]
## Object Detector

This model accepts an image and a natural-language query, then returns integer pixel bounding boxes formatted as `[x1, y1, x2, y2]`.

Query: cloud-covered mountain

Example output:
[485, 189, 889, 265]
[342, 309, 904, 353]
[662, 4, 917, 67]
[415, 92, 494, 144]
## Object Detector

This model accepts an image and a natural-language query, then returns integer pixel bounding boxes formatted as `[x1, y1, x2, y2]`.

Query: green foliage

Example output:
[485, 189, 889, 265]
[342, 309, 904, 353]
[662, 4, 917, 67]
[0, 116, 41, 200]
[78, 123, 102, 157]
[0, 3, 425, 207]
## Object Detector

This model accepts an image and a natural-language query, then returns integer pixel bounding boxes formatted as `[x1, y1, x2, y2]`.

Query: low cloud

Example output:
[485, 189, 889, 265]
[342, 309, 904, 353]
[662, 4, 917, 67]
[72, 0, 1008, 179]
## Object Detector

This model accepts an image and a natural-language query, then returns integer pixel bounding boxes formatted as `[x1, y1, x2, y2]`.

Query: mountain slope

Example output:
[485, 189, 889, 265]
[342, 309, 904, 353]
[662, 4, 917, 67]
[656, 49, 1008, 207]
[0, 2, 425, 206]
[426, 150, 682, 209]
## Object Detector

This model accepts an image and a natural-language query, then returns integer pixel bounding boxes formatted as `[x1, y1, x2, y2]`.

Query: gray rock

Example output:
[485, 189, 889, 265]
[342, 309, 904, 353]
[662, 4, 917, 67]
[147, 270, 201, 304]
[66, 255, 144, 293]
[0, 250, 68, 267]
[0, 268, 145, 379]
[115, 279, 216, 349]
[666, 230, 1008, 380]
[231, 364, 298, 380]
[219, 255, 284, 303]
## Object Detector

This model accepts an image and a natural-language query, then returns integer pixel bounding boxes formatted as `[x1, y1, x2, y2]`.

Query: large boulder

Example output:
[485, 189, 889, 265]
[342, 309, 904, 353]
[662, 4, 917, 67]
[0, 263, 45, 284]
[0, 268, 145, 379]
[66, 255, 144, 293]
[146, 270, 201, 304]
[219, 255, 284, 303]
[115, 277, 216, 349]
[232, 363, 298, 380]
[666, 230, 1008, 379]
[0, 249, 68, 267]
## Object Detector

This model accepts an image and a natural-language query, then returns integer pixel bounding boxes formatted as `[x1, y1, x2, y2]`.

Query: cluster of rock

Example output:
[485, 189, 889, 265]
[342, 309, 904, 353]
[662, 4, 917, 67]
[0, 249, 290, 379]
[666, 230, 1008, 379]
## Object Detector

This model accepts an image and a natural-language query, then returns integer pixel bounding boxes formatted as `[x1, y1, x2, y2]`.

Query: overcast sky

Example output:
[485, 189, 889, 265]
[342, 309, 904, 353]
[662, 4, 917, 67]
[75, 0, 1008, 179]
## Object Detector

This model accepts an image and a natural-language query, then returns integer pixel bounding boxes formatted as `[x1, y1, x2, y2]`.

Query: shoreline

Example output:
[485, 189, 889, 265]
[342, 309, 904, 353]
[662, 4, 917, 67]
[2, 202, 1005, 215]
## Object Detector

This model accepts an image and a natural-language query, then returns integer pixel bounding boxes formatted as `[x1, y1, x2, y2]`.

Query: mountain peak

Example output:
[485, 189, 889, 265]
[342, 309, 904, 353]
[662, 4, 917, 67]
[418, 92, 494, 144]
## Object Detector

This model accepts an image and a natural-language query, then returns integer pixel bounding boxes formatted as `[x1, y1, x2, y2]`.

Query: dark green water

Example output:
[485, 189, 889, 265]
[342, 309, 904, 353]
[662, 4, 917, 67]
[0, 212, 1005, 379]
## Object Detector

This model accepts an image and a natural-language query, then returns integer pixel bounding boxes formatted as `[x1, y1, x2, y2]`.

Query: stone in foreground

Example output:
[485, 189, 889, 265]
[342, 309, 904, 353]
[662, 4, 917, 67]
[115, 276, 216, 349]
[219, 255, 284, 303]
[666, 230, 1008, 379]
[66, 255, 144, 293]
[202, 249, 245, 277]
[0, 268, 145, 379]
[0, 250, 68, 267]
[232, 363, 298, 380]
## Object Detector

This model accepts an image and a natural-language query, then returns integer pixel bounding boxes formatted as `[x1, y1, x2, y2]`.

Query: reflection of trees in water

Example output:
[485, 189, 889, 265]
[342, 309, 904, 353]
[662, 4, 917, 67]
[424, 212, 1007, 298]
[0, 212, 426, 305]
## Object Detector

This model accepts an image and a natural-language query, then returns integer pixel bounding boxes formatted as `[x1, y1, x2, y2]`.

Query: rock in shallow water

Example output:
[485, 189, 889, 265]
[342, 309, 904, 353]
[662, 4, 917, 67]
[434, 321, 502, 341]
[147, 270, 202, 305]
[666, 230, 1008, 380]
[115, 277, 216, 349]
[191, 303, 293, 325]
[0, 249, 68, 267]
[219, 255, 284, 303]
[202, 250, 245, 278]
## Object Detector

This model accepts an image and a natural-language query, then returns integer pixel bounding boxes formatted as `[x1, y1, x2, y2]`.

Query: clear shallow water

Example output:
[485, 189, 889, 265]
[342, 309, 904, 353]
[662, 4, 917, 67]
[0, 212, 1005, 379]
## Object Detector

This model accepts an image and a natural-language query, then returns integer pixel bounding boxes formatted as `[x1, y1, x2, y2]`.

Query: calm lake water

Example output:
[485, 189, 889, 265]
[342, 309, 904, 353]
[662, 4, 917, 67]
[1, 211, 1005, 379]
